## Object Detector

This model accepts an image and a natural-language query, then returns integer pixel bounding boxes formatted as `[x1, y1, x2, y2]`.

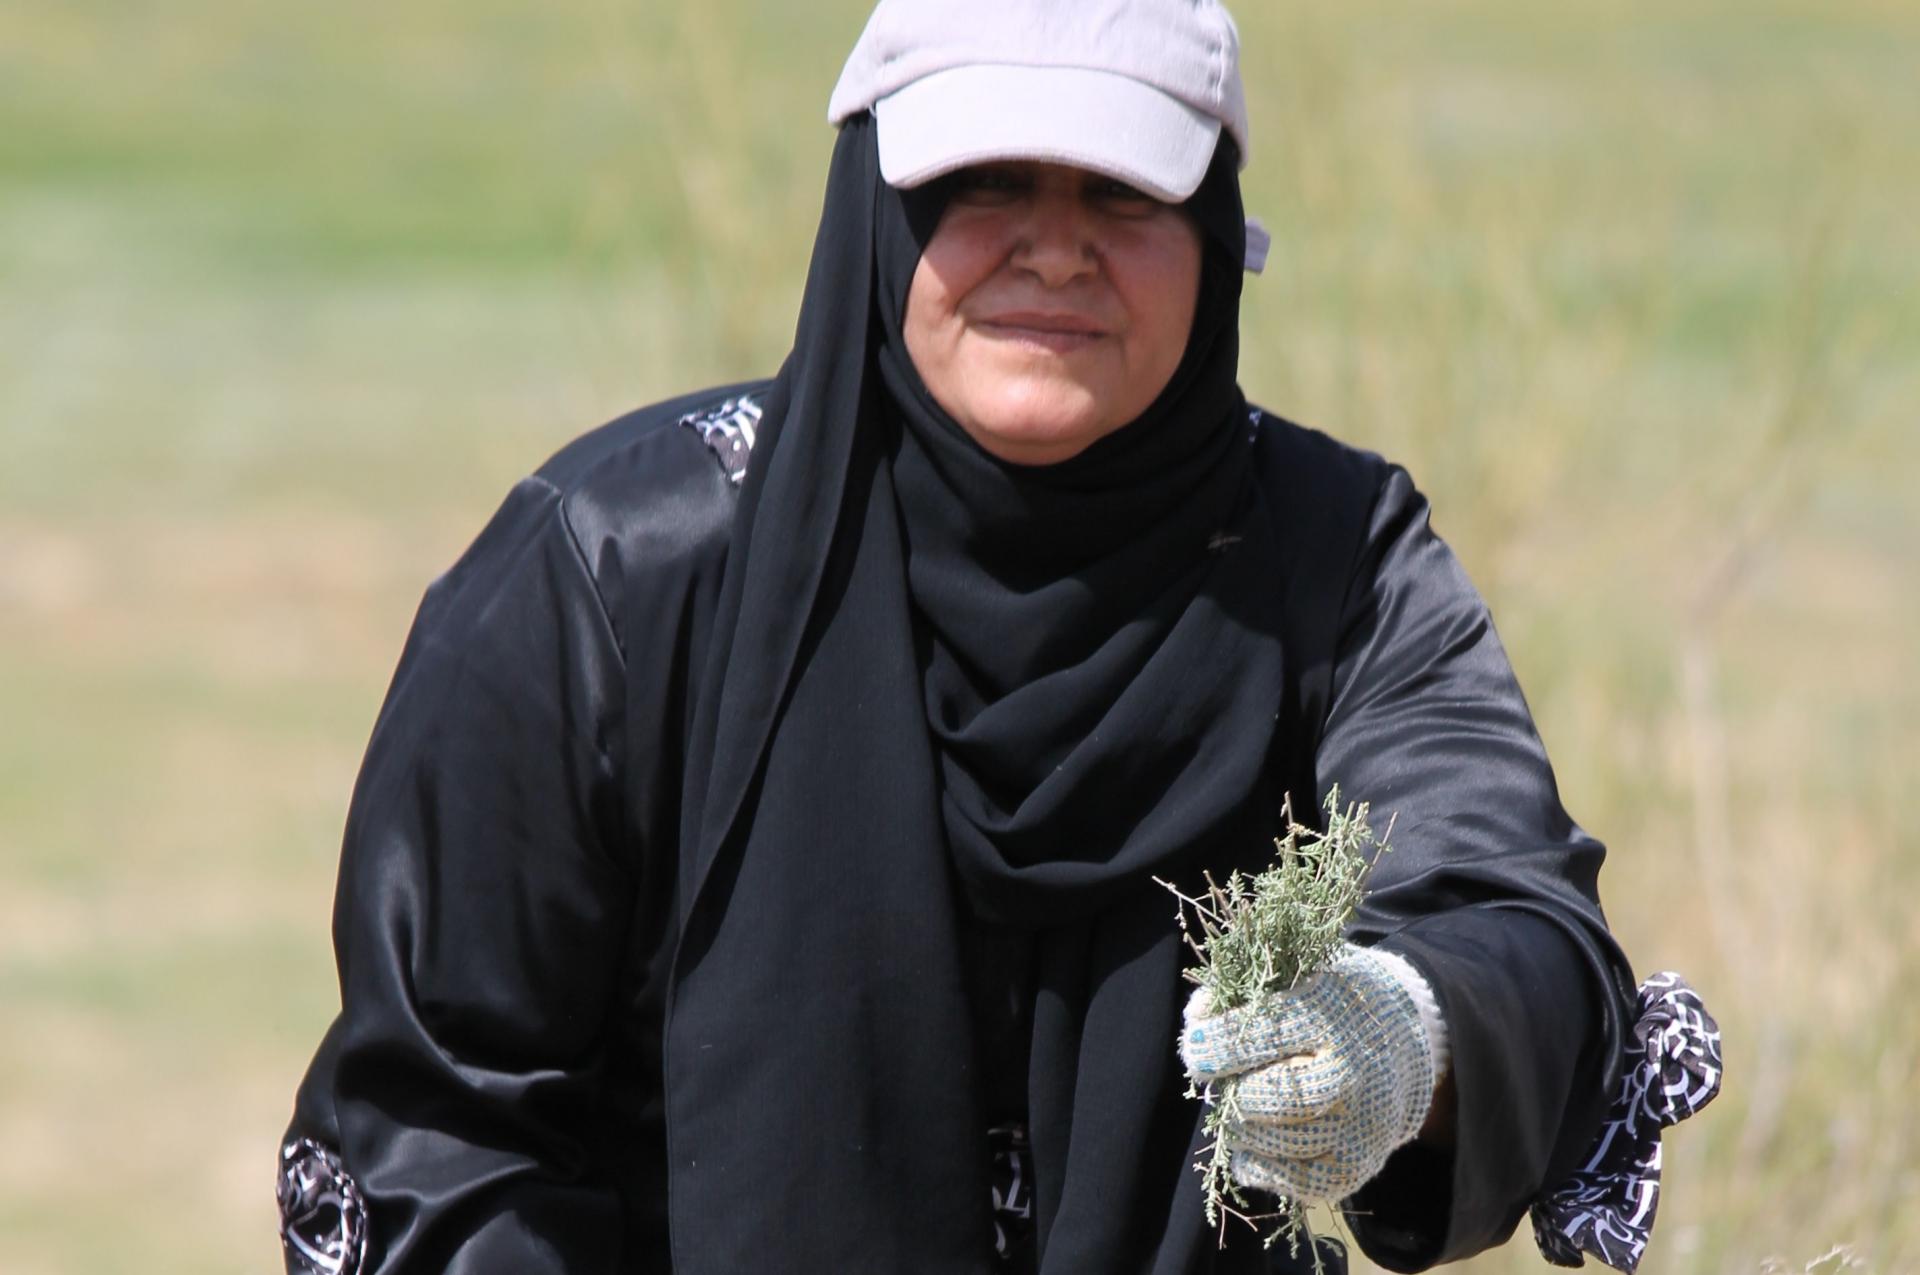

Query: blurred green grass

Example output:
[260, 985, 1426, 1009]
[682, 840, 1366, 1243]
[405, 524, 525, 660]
[2, 1, 1916, 1271]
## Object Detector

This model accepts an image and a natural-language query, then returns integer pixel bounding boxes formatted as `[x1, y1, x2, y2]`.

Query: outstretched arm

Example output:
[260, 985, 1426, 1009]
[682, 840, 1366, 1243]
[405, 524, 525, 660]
[1318, 465, 1637, 1270]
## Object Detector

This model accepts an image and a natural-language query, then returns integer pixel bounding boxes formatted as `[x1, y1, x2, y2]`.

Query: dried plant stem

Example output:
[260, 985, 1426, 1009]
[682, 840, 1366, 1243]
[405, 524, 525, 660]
[1157, 787, 1391, 1265]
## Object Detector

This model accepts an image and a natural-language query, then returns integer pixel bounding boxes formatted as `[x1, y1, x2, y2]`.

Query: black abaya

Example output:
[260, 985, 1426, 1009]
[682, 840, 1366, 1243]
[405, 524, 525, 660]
[283, 121, 1636, 1275]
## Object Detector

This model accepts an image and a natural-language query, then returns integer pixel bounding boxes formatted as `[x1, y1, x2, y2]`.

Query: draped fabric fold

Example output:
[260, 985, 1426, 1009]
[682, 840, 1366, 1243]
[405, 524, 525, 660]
[665, 117, 1292, 1272]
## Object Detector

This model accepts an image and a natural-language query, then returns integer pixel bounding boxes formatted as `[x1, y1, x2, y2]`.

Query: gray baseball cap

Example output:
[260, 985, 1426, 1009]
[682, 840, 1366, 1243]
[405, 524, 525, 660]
[827, 0, 1250, 204]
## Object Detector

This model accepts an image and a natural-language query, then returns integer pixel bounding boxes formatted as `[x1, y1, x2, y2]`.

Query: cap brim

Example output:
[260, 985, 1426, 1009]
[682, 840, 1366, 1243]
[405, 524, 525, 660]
[874, 64, 1220, 204]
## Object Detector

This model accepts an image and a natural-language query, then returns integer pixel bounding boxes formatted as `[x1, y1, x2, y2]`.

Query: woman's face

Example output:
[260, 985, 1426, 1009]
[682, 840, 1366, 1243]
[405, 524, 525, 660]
[903, 162, 1204, 467]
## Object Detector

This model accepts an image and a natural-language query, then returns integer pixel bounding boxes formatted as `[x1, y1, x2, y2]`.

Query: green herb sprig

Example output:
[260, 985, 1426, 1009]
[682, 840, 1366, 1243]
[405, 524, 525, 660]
[1157, 787, 1392, 1263]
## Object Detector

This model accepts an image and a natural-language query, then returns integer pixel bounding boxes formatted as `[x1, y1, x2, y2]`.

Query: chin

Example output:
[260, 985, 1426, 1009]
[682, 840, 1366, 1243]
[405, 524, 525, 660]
[962, 377, 1116, 464]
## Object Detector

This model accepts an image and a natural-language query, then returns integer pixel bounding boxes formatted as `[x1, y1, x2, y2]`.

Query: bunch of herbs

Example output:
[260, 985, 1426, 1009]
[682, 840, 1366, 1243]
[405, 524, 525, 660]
[1158, 787, 1391, 1262]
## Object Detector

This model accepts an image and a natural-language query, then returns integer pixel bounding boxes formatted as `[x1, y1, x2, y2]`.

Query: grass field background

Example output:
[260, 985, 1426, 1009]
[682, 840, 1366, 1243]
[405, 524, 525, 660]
[2, 1, 1916, 1271]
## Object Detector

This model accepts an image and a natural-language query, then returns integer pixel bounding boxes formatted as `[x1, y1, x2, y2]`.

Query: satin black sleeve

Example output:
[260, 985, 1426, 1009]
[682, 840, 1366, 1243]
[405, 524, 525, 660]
[1314, 465, 1638, 1270]
[283, 475, 639, 1273]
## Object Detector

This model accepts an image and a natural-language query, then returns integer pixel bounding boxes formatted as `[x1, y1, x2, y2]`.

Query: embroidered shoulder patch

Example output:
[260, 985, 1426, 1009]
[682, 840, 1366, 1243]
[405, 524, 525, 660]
[279, 1138, 367, 1275]
[678, 393, 764, 485]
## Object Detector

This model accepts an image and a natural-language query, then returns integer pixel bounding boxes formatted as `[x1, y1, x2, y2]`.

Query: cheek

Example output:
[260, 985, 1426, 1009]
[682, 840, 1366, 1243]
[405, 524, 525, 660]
[903, 250, 958, 358]
[907, 218, 1002, 331]
[1148, 267, 1200, 367]
[902, 257, 948, 372]
[1117, 225, 1203, 378]
[904, 220, 1005, 397]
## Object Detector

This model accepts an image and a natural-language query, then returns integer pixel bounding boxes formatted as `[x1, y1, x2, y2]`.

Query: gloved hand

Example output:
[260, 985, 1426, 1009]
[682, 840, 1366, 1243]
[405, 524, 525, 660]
[1178, 942, 1446, 1204]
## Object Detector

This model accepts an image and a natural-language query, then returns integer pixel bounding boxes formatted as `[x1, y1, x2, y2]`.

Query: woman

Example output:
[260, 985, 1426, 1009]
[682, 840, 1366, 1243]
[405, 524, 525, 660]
[280, 2, 1713, 1271]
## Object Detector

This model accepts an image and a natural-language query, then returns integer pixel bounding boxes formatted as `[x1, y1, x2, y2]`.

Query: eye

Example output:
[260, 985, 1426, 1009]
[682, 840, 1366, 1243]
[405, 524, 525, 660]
[945, 165, 1031, 204]
[1088, 176, 1161, 213]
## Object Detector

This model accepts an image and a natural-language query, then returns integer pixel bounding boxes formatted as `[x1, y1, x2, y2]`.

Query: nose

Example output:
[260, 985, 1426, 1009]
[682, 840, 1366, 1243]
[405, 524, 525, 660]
[1011, 186, 1097, 288]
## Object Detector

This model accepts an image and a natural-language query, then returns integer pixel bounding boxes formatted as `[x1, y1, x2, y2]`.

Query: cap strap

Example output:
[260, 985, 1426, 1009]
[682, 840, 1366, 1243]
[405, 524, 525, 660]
[1243, 216, 1270, 275]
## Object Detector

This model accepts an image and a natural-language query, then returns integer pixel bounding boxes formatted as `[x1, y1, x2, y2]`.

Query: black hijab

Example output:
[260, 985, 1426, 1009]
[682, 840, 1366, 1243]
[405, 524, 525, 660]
[665, 116, 1294, 1273]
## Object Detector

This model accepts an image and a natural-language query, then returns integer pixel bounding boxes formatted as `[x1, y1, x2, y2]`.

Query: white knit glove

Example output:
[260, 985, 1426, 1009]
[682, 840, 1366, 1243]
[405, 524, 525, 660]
[1178, 943, 1448, 1204]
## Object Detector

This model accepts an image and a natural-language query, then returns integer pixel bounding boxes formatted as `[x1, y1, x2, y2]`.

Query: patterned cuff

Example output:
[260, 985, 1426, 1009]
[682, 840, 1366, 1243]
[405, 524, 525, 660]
[278, 1138, 367, 1275]
[1529, 972, 1723, 1274]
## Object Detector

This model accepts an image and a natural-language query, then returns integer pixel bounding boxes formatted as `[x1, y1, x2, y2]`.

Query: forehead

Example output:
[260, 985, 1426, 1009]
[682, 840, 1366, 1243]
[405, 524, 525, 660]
[938, 160, 1168, 199]
[955, 159, 1114, 180]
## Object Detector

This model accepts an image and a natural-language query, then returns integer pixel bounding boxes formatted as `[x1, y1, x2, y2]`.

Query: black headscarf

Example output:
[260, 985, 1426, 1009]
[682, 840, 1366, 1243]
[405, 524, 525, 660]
[665, 116, 1292, 1272]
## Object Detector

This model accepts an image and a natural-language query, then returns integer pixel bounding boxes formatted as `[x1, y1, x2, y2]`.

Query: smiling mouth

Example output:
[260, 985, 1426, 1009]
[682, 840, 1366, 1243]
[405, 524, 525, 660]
[975, 314, 1108, 353]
